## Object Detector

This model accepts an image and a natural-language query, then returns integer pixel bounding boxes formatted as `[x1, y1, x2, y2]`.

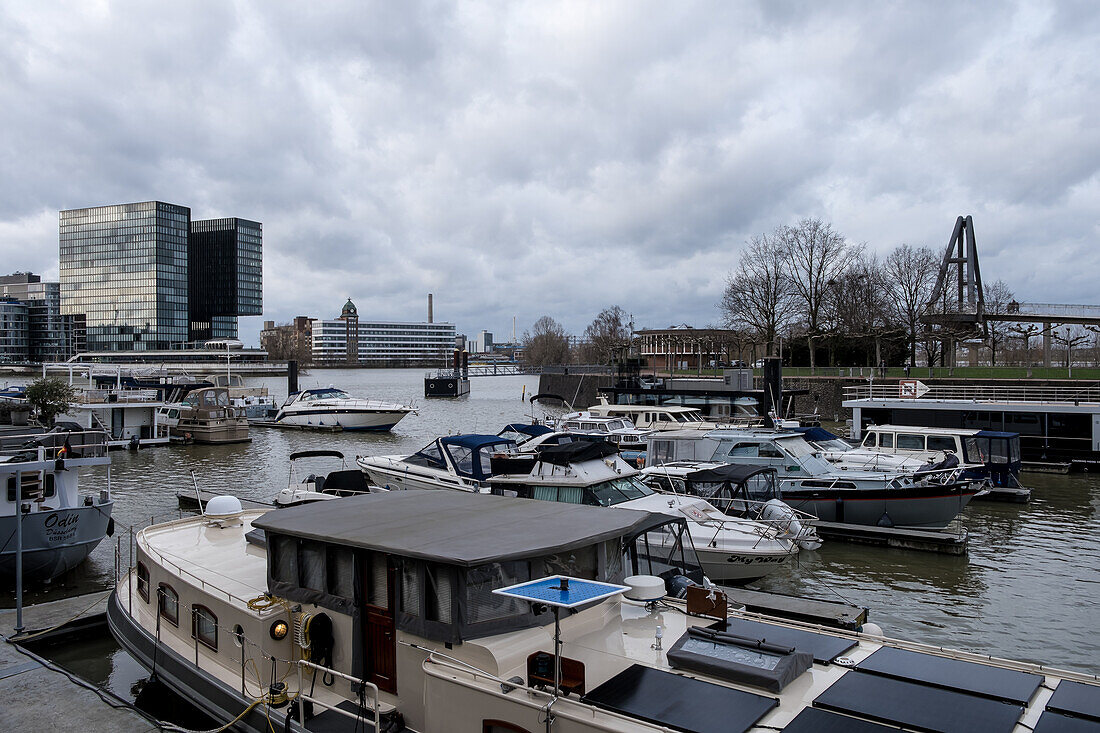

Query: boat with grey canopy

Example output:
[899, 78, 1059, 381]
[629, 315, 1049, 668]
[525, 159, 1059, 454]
[108, 489, 1099, 732]
[273, 449, 381, 507]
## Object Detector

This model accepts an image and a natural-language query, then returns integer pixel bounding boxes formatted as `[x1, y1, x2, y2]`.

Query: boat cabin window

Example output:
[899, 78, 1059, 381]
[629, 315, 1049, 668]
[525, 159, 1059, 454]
[589, 477, 655, 507]
[897, 434, 925, 451]
[191, 605, 218, 651]
[158, 583, 179, 626]
[406, 441, 446, 469]
[927, 436, 957, 453]
[526, 485, 586, 503]
[137, 562, 150, 602]
[629, 520, 704, 587]
[728, 442, 760, 457]
[879, 432, 893, 448]
[6, 473, 54, 502]
[649, 440, 675, 465]
[302, 389, 350, 402]
[267, 534, 360, 615]
[862, 433, 877, 447]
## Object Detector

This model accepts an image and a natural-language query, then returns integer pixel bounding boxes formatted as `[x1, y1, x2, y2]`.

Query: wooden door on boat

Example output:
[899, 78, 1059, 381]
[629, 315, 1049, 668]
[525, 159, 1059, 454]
[363, 553, 397, 694]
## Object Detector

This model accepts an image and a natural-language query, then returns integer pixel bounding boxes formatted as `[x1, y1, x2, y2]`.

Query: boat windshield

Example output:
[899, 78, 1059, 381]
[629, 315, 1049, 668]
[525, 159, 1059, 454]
[775, 437, 834, 474]
[302, 389, 350, 401]
[446, 441, 517, 478]
[589, 476, 655, 506]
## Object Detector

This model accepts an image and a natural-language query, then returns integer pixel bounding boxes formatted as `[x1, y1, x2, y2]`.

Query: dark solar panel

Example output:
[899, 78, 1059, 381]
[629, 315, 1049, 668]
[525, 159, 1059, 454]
[582, 664, 778, 733]
[710, 617, 858, 664]
[856, 646, 1042, 704]
[781, 707, 900, 732]
[814, 670, 1024, 733]
[1033, 710, 1100, 733]
[1047, 681, 1100, 723]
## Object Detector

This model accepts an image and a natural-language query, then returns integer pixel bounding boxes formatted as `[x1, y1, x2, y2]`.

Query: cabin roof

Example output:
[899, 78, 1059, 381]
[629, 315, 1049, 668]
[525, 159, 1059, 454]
[252, 491, 667, 566]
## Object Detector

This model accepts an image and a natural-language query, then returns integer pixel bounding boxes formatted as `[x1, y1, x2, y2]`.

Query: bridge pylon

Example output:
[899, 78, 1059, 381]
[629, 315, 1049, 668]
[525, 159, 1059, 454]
[922, 215, 987, 334]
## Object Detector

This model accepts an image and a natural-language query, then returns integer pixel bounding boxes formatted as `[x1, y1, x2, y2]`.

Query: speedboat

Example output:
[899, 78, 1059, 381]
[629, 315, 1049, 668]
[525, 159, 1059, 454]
[108, 488, 1100, 733]
[273, 386, 415, 431]
[273, 450, 380, 507]
[488, 441, 801, 583]
[1, 429, 114, 582]
[647, 428, 979, 530]
[639, 462, 822, 551]
[356, 434, 526, 491]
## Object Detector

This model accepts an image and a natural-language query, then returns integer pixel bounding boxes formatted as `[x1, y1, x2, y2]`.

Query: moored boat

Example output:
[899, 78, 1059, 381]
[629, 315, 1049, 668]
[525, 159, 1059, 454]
[273, 387, 415, 431]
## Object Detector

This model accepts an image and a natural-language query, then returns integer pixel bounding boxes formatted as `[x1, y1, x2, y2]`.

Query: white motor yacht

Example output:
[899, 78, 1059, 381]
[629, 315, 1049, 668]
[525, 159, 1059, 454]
[108, 489, 1100, 733]
[647, 428, 980, 530]
[553, 411, 654, 451]
[273, 386, 415, 431]
[488, 441, 801, 583]
[357, 434, 525, 491]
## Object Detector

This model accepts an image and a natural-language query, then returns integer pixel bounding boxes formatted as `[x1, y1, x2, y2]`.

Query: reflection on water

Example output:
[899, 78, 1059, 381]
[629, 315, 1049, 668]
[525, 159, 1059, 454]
[10, 369, 1100, 677]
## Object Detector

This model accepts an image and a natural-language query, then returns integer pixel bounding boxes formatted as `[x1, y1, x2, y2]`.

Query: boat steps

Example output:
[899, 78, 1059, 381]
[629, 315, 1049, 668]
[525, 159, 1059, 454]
[973, 486, 1032, 503]
[1022, 461, 1072, 474]
[813, 521, 969, 556]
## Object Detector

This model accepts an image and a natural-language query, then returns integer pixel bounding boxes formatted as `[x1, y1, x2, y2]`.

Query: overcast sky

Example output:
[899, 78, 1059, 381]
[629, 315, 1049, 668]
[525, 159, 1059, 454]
[1, 1, 1098, 345]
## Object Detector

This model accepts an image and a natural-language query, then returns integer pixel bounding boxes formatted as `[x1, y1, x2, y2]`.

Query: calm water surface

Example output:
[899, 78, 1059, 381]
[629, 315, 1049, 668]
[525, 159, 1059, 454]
[11, 368, 1100, 701]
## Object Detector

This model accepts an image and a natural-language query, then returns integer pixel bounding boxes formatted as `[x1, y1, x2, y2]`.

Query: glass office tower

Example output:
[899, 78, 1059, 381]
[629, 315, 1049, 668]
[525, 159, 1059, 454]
[0, 273, 75, 361]
[187, 218, 263, 342]
[60, 202, 191, 351]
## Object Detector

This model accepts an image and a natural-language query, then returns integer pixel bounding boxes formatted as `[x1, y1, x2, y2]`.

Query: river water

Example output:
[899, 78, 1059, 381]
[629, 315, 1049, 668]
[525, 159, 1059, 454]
[9, 368, 1100, 700]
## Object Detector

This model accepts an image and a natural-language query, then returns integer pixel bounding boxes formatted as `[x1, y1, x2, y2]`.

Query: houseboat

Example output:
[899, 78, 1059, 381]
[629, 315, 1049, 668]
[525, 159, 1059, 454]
[108, 489, 1100, 732]
[170, 387, 251, 445]
[844, 381, 1100, 469]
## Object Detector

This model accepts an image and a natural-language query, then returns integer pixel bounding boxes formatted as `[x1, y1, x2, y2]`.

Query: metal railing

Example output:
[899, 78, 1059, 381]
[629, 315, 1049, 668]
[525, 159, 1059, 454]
[844, 383, 1100, 404]
[0, 429, 109, 459]
[296, 660, 379, 733]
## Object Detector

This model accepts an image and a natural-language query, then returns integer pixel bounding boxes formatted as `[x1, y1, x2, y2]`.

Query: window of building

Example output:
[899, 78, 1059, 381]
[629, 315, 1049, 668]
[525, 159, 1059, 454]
[158, 583, 179, 626]
[137, 562, 150, 602]
[192, 605, 218, 651]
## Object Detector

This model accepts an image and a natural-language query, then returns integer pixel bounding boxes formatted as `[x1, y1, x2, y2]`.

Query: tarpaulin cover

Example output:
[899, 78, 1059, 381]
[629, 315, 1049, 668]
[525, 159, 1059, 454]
[683, 464, 775, 486]
[253, 490, 669, 567]
[792, 426, 843, 442]
[535, 441, 619, 465]
[500, 423, 553, 437]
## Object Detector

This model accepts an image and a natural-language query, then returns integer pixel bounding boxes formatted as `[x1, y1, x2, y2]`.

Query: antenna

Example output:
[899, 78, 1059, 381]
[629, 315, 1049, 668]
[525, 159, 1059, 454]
[191, 470, 205, 516]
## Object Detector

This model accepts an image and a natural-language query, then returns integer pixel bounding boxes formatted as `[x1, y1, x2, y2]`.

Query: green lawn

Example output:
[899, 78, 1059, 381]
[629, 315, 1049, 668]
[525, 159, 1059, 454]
[666, 366, 1100, 380]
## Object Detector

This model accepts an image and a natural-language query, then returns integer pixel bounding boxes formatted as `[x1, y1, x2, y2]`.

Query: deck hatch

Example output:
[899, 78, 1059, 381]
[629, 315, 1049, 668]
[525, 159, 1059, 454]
[855, 646, 1042, 704]
[813, 670, 1024, 732]
[1046, 680, 1100, 722]
[709, 617, 857, 664]
[781, 707, 902, 732]
[581, 663, 777, 733]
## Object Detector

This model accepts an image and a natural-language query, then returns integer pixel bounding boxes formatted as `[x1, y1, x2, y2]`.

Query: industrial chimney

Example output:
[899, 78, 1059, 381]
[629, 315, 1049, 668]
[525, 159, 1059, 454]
[428, 293, 434, 323]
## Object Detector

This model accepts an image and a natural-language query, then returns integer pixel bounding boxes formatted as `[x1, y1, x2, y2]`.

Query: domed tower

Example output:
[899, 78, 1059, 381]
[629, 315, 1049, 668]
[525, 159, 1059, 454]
[337, 298, 359, 365]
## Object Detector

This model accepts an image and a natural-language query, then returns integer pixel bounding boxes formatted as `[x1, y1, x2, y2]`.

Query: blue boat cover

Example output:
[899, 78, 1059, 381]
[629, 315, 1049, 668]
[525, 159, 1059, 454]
[440, 434, 514, 450]
[791, 426, 843, 442]
[976, 430, 1020, 439]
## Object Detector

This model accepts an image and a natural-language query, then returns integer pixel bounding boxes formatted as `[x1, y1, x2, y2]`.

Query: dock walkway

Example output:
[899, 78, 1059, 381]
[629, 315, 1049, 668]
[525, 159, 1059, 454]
[0, 594, 156, 732]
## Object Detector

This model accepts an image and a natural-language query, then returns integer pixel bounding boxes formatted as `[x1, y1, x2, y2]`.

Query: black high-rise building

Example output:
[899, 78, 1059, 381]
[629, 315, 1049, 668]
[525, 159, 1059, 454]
[187, 218, 263, 342]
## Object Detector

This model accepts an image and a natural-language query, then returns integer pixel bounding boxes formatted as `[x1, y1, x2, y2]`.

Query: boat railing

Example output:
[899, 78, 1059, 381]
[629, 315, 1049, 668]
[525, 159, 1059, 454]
[0, 429, 109, 460]
[296, 660, 380, 733]
[78, 388, 162, 404]
[844, 383, 1100, 404]
[137, 524, 267, 609]
[302, 398, 414, 411]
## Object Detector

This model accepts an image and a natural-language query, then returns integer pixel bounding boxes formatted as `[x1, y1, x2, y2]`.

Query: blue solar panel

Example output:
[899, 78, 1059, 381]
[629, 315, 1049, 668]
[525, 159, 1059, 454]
[1033, 711, 1100, 733]
[493, 576, 630, 609]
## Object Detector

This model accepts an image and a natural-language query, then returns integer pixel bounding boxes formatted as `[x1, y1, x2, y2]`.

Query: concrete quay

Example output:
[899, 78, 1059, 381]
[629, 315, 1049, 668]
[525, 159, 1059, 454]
[0, 593, 156, 733]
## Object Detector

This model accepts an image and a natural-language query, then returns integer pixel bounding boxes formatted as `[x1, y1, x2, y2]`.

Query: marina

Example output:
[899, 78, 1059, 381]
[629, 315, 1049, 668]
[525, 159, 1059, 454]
[3, 369, 1100, 731]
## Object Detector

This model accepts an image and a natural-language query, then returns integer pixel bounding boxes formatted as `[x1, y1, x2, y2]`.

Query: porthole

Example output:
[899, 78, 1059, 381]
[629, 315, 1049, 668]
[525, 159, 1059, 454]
[233, 624, 245, 647]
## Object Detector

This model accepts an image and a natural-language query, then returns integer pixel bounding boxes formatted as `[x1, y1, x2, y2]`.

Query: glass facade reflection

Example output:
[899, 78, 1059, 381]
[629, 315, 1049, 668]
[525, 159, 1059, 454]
[59, 203, 262, 352]
[0, 298, 29, 362]
[0, 273, 77, 361]
[187, 218, 263, 342]
[60, 202, 191, 351]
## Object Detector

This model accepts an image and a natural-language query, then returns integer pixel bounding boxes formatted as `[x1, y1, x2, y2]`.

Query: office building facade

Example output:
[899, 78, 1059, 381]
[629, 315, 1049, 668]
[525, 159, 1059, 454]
[0, 298, 29, 362]
[310, 299, 455, 366]
[0, 272, 79, 362]
[58, 202, 261, 352]
[188, 217, 263, 341]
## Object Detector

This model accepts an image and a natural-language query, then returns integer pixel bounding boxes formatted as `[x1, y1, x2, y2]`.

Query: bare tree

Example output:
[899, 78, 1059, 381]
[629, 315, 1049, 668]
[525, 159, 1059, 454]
[719, 231, 797, 355]
[827, 252, 893, 366]
[1054, 325, 1091, 376]
[583, 306, 632, 364]
[521, 316, 571, 366]
[781, 218, 856, 372]
[882, 244, 939, 367]
[984, 280, 1015, 367]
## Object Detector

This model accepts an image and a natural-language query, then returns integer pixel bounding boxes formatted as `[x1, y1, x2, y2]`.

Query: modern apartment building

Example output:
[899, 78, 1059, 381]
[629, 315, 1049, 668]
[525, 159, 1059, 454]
[0, 272, 80, 362]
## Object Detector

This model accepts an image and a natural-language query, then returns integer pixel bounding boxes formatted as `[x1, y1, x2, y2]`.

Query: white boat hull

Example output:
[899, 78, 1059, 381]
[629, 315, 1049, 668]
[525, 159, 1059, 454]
[275, 409, 411, 431]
